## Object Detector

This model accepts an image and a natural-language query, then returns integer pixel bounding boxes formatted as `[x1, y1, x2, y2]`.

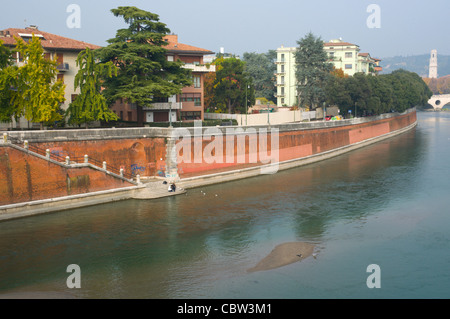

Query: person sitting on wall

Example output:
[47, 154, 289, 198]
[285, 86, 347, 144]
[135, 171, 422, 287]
[171, 183, 176, 192]
[168, 183, 173, 192]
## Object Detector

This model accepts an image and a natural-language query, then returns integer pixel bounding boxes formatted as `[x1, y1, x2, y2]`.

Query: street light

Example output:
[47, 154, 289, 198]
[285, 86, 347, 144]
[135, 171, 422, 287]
[169, 101, 173, 128]
[245, 84, 250, 126]
[267, 101, 270, 125]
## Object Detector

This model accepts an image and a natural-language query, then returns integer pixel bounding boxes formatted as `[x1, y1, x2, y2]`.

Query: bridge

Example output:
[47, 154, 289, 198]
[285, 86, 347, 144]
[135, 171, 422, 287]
[428, 94, 450, 110]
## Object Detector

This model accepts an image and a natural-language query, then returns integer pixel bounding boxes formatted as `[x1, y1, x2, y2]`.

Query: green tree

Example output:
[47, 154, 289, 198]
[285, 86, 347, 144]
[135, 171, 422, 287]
[14, 35, 65, 129]
[96, 6, 193, 125]
[294, 32, 333, 109]
[242, 50, 276, 103]
[66, 47, 118, 128]
[0, 40, 19, 122]
[208, 56, 255, 114]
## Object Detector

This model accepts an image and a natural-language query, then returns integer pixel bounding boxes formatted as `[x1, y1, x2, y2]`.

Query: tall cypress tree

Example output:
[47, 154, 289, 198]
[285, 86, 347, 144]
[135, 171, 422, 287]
[96, 6, 192, 125]
[294, 33, 333, 109]
[66, 47, 118, 128]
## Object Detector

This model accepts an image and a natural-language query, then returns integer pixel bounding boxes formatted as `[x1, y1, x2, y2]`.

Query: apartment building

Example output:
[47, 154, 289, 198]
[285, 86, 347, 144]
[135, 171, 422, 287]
[276, 38, 382, 107]
[0, 26, 101, 128]
[111, 35, 215, 124]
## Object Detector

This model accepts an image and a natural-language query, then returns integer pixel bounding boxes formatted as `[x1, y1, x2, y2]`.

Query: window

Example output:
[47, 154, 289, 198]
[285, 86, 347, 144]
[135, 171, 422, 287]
[345, 52, 353, 58]
[280, 54, 285, 62]
[193, 75, 201, 88]
[281, 98, 285, 104]
[180, 93, 201, 106]
[167, 55, 174, 62]
[345, 64, 352, 69]
[329, 52, 334, 58]
[280, 76, 284, 85]
[281, 65, 284, 73]
[57, 74, 64, 83]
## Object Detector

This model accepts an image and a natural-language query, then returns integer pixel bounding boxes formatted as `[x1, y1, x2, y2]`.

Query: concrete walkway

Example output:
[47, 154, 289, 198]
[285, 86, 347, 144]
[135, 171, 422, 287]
[132, 180, 186, 199]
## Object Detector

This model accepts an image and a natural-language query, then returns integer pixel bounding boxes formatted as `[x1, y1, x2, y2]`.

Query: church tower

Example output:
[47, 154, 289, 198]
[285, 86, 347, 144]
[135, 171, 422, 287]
[429, 50, 438, 79]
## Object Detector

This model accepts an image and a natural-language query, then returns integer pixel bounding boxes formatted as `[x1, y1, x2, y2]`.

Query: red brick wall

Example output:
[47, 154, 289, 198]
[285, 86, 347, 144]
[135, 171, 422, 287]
[33, 137, 168, 178]
[0, 147, 133, 205]
[176, 111, 416, 177]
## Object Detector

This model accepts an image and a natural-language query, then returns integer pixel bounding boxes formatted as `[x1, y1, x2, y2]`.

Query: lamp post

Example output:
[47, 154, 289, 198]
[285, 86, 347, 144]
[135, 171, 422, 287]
[169, 102, 173, 128]
[267, 101, 270, 125]
[323, 102, 326, 121]
[245, 84, 250, 126]
[355, 102, 357, 119]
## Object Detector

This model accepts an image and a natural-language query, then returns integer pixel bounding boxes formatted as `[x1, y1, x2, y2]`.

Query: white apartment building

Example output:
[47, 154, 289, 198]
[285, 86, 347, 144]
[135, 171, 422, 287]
[276, 39, 382, 107]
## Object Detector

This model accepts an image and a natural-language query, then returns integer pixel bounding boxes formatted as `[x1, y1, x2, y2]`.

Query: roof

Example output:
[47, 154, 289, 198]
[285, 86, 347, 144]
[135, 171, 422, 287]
[324, 41, 358, 47]
[0, 28, 101, 51]
[163, 35, 214, 55]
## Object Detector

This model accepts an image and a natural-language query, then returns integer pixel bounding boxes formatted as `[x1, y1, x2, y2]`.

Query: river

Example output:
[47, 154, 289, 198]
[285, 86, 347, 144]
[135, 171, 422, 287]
[0, 111, 449, 299]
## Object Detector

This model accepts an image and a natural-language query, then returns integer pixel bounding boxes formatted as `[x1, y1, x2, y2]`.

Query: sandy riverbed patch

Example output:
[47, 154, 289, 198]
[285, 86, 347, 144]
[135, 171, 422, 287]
[247, 242, 315, 273]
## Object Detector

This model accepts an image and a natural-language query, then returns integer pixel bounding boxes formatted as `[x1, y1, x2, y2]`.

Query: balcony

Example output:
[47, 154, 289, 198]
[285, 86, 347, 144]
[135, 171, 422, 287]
[143, 102, 182, 110]
[57, 63, 70, 72]
[275, 59, 286, 64]
[183, 63, 216, 73]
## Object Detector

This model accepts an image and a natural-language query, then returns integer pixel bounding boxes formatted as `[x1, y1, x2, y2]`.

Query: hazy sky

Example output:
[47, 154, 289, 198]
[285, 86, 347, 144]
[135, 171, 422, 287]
[1, 0, 449, 60]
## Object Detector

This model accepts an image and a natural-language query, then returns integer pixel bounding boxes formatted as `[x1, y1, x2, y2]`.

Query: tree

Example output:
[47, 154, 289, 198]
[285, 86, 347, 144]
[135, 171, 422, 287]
[96, 6, 193, 125]
[242, 51, 276, 103]
[294, 32, 333, 109]
[14, 35, 65, 129]
[206, 56, 255, 114]
[66, 47, 118, 128]
[0, 40, 19, 122]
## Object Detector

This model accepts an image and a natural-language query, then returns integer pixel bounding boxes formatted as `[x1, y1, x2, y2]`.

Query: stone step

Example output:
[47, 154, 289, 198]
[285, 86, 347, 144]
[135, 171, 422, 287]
[132, 181, 186, 199]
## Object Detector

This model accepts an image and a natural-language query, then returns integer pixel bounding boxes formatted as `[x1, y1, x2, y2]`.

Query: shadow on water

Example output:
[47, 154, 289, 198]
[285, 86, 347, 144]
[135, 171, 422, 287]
[0, 114, 433, 297]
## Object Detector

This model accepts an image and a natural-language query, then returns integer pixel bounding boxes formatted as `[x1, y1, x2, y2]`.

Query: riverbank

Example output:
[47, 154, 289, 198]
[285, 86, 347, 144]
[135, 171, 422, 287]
[0, 109, 417, 221]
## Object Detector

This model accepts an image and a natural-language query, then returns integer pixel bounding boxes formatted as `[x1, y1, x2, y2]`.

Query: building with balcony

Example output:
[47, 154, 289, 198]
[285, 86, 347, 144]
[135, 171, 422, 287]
[0, 26, 101, 128]
[275, 38, 382, 107]
[111, 34, 215, 124]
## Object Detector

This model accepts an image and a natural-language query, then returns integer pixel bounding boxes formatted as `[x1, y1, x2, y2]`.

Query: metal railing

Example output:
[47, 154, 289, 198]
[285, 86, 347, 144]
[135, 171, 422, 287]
[6, 135, 135, 180]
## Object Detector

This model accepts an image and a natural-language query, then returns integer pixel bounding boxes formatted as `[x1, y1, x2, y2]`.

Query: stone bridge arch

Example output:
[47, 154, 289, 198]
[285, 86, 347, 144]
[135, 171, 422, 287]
[428, 94, 450, 110]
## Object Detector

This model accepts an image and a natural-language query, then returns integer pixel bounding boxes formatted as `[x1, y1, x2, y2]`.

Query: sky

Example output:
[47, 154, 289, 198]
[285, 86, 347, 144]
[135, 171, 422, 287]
[1, 0, 449, 60]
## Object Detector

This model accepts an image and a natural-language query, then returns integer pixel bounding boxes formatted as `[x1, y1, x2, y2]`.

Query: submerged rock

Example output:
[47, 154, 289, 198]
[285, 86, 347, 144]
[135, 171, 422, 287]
[247, 242, 315, 273]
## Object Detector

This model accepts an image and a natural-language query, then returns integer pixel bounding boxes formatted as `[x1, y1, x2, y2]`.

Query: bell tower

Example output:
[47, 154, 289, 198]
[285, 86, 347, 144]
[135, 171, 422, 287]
[429, 50, 438, 79]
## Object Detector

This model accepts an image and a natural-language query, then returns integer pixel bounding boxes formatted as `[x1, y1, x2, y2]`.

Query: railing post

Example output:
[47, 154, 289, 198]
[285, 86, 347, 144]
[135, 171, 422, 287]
[2, 133, 7, 144]
[84, 154, 88, 164]
[24, 140, 28, 150]
[65, 156, 70, 165]
[103, 161, 107, 170]
[120, 168, 124, 177]
[46, 149, 50, 159]
[136, 174, 141, 184]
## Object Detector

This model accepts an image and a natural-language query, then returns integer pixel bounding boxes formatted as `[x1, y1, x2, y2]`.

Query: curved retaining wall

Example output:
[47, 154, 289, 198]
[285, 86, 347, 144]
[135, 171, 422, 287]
[174, 109, 417, 179]
[0, 109, 417, 219]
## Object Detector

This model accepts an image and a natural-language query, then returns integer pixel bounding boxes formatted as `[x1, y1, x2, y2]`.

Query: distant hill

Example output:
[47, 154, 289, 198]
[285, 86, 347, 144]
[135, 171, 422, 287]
[380, 54, 450, 78]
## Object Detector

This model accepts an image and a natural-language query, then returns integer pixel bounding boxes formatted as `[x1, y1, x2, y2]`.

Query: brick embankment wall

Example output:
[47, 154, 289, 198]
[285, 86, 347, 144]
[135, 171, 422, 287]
[176, 110, 417, 177]
[33, 138, 167, 178]
[0, 146, 134, 205]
